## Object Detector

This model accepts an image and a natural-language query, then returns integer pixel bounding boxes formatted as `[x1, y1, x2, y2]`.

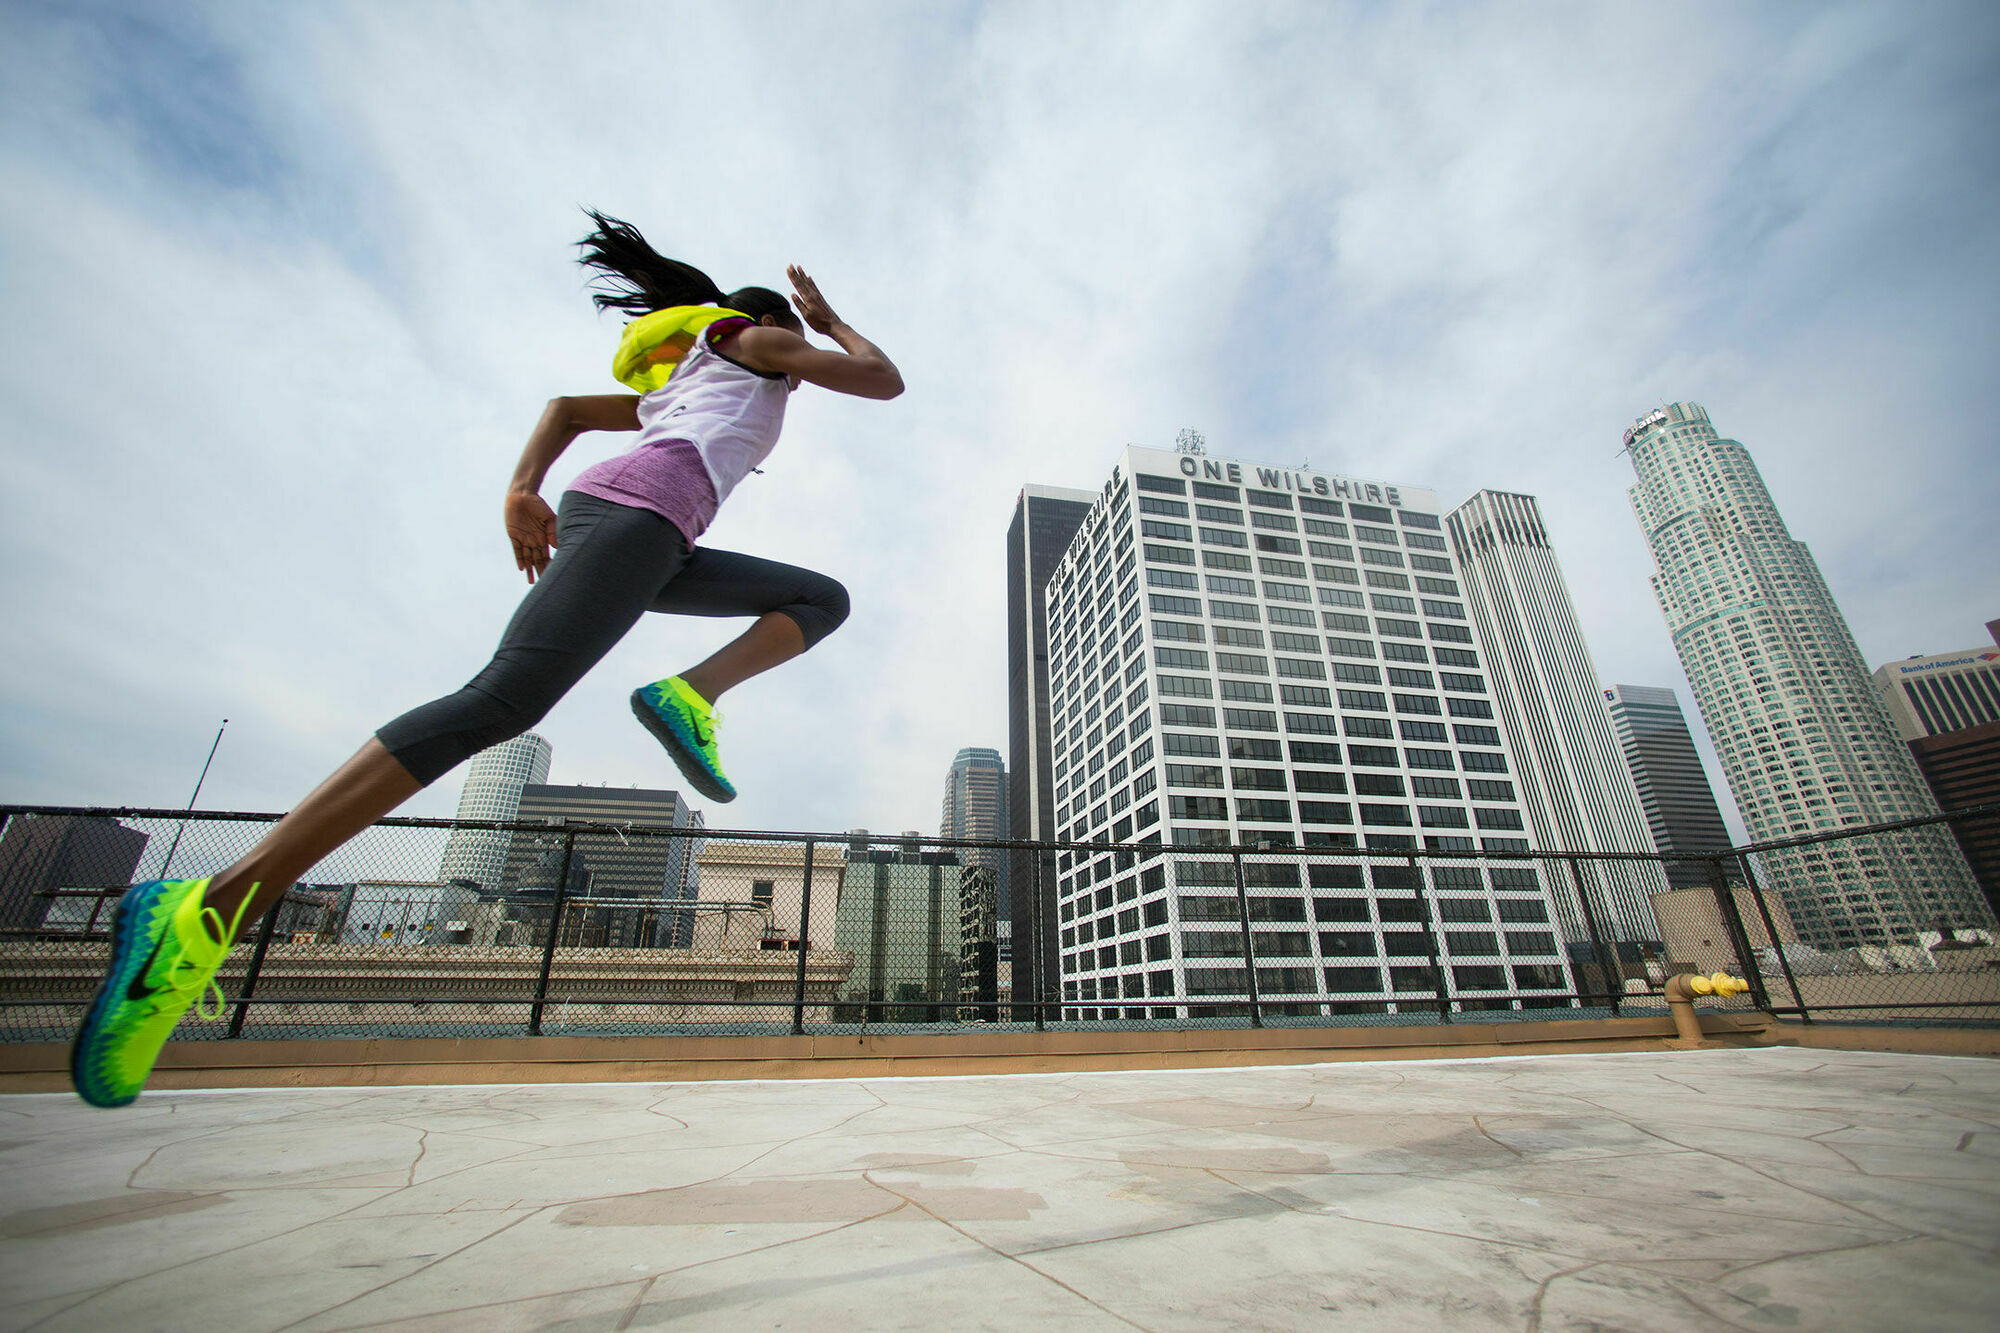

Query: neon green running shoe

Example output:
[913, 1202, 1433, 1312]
[70, 878, 254, 1108]
[631, 675, 736, 803]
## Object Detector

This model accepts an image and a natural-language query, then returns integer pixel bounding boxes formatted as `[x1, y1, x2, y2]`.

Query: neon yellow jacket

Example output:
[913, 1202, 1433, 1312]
[611, 305, 751, 393]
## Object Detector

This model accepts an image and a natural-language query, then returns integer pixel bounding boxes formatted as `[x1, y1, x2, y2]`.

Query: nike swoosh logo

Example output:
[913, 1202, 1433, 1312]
[125, 931, 171, 1004]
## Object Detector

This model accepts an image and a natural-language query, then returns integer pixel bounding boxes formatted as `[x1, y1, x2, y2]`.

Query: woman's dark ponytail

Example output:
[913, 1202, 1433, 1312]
[576, 209, 798, 329]
[577, 210, 726, 315]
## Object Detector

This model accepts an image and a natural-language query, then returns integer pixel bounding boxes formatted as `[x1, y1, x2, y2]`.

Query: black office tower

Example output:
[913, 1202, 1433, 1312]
[1006, 484, 1096, 1020]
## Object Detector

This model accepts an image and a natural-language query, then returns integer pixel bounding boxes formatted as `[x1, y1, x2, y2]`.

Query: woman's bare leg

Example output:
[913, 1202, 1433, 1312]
[202, 614, 805, 929]
[677, 612, 807, 705]
[201, 738, 420, 924]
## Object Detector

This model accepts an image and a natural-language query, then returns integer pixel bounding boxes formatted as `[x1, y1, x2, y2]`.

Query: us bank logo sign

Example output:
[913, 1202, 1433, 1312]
[1623, 407, 1671, 448]
[1169, 454, 1405, 507]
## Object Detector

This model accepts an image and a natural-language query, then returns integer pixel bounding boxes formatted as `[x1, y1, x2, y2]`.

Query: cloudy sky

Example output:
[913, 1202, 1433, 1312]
[3, 1, 1996, 846]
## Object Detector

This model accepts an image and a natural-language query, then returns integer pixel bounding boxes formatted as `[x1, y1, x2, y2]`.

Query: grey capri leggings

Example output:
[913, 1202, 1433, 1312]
[377, 491, 849, 786]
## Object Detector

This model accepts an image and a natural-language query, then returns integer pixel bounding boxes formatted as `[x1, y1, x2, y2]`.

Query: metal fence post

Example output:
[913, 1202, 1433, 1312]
[1231, 849, 1264, 1028]
[225, 902, 281, 1038]
[1707, 856, 1771, 1011]
[527, 827, 577, 1036]
[1735, 851, 1809, 1023]
[792, 839, 816, 1035]
[1407, 853, 1452, 1024]
[83, 888, 112, 939]
[1565, 857, 1619, 1016]
[1032, 852, 1049, 1031]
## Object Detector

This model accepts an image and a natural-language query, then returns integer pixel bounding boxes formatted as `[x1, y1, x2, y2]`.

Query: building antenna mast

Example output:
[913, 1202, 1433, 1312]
[1175, 428, 1206, 456]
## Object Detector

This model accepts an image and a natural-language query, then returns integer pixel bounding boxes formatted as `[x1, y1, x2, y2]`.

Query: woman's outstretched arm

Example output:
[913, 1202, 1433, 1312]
[730, 267, 904, 400]
[505, 394, 642, 582]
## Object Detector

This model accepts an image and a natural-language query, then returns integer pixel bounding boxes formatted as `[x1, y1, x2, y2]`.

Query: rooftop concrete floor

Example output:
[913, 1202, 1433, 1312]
[1, 1047, 1995, 1331]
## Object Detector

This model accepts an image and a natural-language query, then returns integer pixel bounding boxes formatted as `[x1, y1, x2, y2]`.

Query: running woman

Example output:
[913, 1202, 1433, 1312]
[70, 212, 903, 1107]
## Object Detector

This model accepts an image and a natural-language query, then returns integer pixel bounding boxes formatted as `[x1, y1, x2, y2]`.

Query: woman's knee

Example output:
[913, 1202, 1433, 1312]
[787, 574, 850, 650]
[377, 685, 551, 787]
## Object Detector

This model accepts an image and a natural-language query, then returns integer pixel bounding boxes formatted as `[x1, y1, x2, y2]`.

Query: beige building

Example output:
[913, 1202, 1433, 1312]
[1652, 884, 1799, 979]
[691, 840, 846, 953]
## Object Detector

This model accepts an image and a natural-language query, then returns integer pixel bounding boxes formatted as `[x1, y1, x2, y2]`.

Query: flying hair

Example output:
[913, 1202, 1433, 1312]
[576, 210, 796, 328]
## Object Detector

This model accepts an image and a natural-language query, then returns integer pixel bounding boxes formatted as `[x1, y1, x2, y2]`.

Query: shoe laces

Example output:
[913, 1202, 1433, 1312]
[164, 890, 258, 1021]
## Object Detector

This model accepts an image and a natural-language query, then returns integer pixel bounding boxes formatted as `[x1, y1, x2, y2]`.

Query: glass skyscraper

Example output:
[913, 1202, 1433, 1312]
[1006, 484, 1096, 1016]
[940, 746, 1008, 906]
[1603, 684, 1735, 892]
[1624, 401, 1990, 945]
[437, 732, 552, 895]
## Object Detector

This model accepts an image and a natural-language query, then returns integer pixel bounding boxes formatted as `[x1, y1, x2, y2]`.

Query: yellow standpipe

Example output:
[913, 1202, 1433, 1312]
[1662, 971, 1751, 1043]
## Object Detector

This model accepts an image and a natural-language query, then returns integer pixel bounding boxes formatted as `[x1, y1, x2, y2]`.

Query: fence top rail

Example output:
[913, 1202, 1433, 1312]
[4, 800, 1995, 865]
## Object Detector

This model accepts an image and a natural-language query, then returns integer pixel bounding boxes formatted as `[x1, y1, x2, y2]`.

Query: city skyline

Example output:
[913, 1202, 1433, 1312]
[5, 5, 1996, 839]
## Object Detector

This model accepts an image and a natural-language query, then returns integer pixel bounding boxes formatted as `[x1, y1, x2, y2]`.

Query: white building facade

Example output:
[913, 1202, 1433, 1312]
[1446, 490, 1668, 941]
[436, 733, 552, 895]
[1041, 446, 1576, 1019]
[1623, 402, 1989, 946]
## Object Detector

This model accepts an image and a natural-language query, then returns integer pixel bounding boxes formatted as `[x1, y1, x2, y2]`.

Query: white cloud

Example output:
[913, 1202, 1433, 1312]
[4, 1, 1996, 850]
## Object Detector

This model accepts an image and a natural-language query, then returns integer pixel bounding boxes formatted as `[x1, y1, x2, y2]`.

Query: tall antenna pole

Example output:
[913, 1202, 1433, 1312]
[159, 719, 227, 879]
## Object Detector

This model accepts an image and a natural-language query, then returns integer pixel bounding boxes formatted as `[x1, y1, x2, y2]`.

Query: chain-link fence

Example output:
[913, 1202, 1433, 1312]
[1, 803, 1994, 1044]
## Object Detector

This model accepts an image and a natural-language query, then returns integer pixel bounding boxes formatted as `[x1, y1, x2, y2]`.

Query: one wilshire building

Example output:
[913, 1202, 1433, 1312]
[1039, 446, 1575, 1017]
[1624, 401, 1990, 946]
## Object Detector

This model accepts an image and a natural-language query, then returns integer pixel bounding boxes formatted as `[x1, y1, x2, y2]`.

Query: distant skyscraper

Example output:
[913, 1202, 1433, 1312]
[941, 746, 1008, 909]
[438, 733, 551, 895]
[0, 814, 148, 931]
[833, 832, 965, 1022]
[1007, 483, 1095, 1015]
[1874, 621, 2000, 923]
[1038, 446, 1575, 1018]
[502, 784, 702, 948]
[1624, 401, 1990, 945]
[1604, 685, 1735, 891]
[1446, 490, 1667, 940]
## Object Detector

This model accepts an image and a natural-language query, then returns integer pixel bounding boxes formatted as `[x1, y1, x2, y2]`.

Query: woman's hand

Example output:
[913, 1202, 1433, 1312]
[788, 265, 843, 335]
[506, 490, 559, 583]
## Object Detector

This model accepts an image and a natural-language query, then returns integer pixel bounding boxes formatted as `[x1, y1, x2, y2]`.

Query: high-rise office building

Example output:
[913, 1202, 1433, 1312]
[1006, 483, 1096, 1016]
[1872, 636, 2000, 742]
[500, 784, 702, 948]
[1039, 446, 1576, 1017]
[940, 746, 1008, 912]
[1623, 401, 1990, 945]
[0, 814, 148, 931]
[832, 832, 965, 1022]
[1874, 621, 2000, 923]
[1446, 491, 1667, 940]
[437, 733, 551, 895]
[1603, 685, 1735, 891]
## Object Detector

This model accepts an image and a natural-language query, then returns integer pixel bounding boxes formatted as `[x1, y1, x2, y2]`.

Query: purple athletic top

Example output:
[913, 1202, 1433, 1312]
[568, 314, 789, 545]
[568, 437, 718, 544]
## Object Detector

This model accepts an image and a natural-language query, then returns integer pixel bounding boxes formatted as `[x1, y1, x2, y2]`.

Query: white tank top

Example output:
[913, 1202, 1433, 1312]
[631, 329, 790, 505]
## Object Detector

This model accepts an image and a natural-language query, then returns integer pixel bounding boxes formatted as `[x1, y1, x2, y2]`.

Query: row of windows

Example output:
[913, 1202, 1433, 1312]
[1158, 764, 1513, 801]
[1161, 794, 1525, 827]
[1066, 963, 1569, 1000]
[1153, 716, 1502, 750]
[1141, 619, 1478, 663]
[1067, 929, 1561, 972]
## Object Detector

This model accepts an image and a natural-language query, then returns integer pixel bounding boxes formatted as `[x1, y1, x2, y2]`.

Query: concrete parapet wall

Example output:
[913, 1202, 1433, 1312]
[0, 1013, 1791, 1093]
